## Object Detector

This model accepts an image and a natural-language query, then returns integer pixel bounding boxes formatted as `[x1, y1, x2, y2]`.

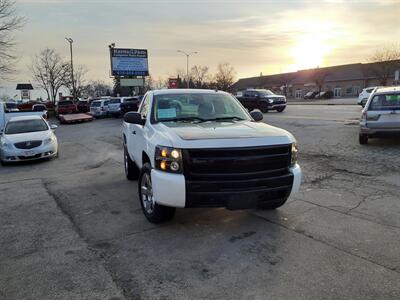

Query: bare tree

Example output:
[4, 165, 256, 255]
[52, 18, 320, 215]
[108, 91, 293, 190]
[81, 80, 112, 98]
[63, 64, 87, 98]
[82, 80, 111, 98]
[191, 65, 210, 88]
[214, 62, 236, 91]
[0, 0, 25, 79]
[368, 45, 400, 86]
[313, 68, 328, 94]
[31, 48, 69, 102]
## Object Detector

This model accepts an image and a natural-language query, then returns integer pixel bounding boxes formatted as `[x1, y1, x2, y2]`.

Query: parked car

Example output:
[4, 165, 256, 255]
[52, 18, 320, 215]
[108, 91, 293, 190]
[0, 115, 58, 165]
[1, 102, 48, 132]
[32, 104, 47, 111]
[315, 91, 333, 99]
[55, 100, 78, 116]
[77, 100, 90, 113]
[90, 99, 110, 118]
[359, 86, 400, 144]
[358, 87, 378, 107]
[120, 96, 142, 115]
[5, 102, 19, 112]
[236, 89, 287, 113]
[303, 91, 318, 99]
[122, 89, 301, 223]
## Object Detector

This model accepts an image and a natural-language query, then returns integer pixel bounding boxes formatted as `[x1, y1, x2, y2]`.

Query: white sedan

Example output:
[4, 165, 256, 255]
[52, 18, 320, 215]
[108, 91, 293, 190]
[0, 115, 58, 165]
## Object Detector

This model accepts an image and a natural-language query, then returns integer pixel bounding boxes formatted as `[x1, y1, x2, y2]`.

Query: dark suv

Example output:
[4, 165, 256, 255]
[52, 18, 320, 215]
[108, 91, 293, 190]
[236, 89, 286, 113]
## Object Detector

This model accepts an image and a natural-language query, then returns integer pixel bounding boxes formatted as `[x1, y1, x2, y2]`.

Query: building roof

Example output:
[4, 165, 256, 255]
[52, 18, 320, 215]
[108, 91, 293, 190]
[231, 60, 400, 91]
[16, 83, 33, 90]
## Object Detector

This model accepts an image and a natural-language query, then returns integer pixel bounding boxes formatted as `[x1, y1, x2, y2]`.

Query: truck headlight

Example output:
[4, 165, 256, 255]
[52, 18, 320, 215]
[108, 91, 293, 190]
[268, 99, 274, 104]
[291, 142, 298, 166]
[155, 146, 183, 173]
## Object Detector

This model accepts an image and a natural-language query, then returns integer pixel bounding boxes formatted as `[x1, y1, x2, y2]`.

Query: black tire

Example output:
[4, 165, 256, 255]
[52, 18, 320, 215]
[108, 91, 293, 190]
[276, 107, 285, 113]
[359, 134, 368, 145]
[257, 198, 287, 210]
[138, 163, 176, 223]
[124, 147, 140, 180]
[260, 103, 269, 113]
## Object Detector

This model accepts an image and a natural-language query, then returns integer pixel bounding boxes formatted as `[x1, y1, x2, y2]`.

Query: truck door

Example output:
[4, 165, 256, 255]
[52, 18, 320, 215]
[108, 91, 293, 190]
[128, 94, 150, 167]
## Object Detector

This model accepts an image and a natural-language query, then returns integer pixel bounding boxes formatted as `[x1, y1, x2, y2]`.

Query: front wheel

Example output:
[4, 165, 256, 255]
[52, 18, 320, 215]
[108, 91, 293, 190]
[138, 163, 176, 223]
[276, 107, 286, 113]
[260, 103, 269, 113]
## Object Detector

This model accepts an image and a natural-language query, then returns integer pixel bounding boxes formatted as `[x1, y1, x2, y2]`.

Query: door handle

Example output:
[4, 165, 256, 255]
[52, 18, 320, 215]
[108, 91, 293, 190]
[132, 131, 136, 135]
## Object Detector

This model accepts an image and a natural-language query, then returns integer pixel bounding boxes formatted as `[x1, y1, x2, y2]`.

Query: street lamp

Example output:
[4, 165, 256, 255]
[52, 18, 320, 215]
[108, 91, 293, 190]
[65, 37, 75, 99]
[177, 50, 198, 88]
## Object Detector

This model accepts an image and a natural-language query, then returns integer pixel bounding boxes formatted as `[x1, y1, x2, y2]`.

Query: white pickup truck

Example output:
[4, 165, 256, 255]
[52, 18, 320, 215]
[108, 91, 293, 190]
[122, 89, 301, 223]
[0, 102, 47, 132]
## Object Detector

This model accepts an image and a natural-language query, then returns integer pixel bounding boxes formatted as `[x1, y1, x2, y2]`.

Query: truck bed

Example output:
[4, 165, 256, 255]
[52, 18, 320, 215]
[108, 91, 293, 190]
[58, 113, 94, 124]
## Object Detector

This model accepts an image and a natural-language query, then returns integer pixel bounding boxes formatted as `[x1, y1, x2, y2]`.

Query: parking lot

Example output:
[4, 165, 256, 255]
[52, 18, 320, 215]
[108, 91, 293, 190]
[1, 104, 400, 299]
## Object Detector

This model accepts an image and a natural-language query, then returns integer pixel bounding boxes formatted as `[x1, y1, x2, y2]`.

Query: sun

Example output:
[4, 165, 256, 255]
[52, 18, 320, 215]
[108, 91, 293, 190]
[290, 36, 332, 70]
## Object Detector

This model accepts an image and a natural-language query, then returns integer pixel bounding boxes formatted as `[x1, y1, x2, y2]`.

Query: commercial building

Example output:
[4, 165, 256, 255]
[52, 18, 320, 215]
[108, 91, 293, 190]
[231, 61, 400, 98]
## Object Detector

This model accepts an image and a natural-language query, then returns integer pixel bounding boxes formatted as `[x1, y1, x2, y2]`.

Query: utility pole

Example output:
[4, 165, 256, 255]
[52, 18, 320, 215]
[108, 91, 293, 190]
[65, 37, 75, 99]
[177, 50, 198, 88]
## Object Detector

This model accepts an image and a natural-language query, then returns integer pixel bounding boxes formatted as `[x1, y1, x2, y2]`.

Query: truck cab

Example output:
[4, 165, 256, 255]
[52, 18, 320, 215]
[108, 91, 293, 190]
[122, 89, 301, 223]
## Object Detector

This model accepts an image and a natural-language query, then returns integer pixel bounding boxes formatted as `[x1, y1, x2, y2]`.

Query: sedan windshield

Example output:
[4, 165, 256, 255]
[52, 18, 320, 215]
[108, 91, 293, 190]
[369, 94, 400, 111]
[5, 119, 48, 135]
[153, 93, 249, 122]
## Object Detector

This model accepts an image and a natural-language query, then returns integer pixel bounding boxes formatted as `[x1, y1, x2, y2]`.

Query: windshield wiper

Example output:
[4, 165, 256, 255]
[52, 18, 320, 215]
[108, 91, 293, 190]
[206, 116, 246, 122]
[161, 117, 208, 123]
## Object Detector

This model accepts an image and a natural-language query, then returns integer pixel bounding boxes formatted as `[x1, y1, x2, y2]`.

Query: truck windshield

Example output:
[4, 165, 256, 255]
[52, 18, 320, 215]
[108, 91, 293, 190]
[153, 93, 249, 122]
[110, 98, 121, 104]
[91, 101, 101, 107]
[5, 119, 48, 135]
[369, 94, 400, 111]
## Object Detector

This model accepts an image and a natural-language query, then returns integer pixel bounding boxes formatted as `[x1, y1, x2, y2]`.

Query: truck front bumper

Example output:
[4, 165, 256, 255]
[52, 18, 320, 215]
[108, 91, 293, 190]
[151, 164, 301, 209]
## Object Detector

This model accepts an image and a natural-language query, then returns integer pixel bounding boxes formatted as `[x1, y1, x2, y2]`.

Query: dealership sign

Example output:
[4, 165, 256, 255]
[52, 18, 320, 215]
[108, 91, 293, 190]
[110, 48, 149, 76]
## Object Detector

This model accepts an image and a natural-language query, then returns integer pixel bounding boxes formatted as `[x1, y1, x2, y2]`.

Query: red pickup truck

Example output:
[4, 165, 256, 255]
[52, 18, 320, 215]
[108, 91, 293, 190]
[55, 100, 78, 116]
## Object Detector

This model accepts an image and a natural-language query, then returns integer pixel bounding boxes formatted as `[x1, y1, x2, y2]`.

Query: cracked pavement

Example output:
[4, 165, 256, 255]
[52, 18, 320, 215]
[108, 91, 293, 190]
[1, 105, 399, 299]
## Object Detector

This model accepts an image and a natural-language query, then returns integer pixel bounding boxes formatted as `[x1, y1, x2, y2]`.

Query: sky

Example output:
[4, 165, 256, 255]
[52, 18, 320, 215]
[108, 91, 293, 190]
[1, 0, 400, 99]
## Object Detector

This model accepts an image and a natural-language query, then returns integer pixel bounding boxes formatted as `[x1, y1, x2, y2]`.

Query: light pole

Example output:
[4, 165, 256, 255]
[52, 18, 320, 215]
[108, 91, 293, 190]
[65, 37, 75, 99]
[177, 50, 198, 88]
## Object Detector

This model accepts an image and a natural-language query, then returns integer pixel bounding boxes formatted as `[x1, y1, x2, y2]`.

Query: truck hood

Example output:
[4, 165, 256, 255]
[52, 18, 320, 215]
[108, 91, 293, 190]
[153, 121, 295, 148]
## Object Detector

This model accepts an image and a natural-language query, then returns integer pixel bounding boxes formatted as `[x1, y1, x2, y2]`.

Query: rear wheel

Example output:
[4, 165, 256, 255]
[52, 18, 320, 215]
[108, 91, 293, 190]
[257, 198, 287, 210]
[359, 134, 368, 145]
[124, 147, 140, 180]
[138, 163, 176, 223]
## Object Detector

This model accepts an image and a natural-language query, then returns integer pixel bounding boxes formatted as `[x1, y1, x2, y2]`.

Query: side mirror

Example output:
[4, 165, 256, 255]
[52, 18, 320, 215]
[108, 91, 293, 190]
[50, 124, 58, 130]
[124, 112, 145, 125]
[250, 110, 264, 122]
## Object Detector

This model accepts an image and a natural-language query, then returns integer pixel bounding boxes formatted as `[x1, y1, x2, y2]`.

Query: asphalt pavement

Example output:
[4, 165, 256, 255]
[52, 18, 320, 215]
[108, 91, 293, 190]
[1, 105, 399, 299]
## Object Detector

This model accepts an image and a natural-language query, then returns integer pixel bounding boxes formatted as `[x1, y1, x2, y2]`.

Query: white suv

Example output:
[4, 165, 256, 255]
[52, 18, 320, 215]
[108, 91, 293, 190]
[122, 89, 301, 223]
[359, 86, 400, 144]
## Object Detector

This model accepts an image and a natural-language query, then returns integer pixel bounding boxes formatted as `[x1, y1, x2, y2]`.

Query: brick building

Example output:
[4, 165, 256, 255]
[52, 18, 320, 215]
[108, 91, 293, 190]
[231, 60, 400, 98]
